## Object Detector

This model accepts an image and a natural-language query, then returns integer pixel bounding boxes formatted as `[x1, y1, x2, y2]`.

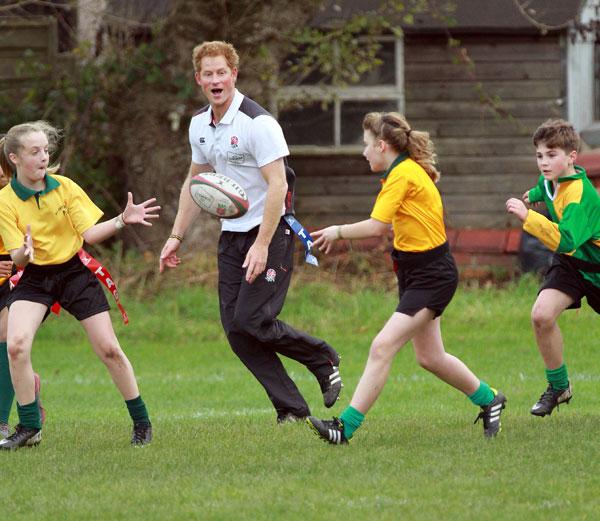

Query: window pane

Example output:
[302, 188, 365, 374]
[341, 100, 400, 145]
[279, 102, 334, 146]
[281, 46, 332, 86]
[356, 40, 396, 86]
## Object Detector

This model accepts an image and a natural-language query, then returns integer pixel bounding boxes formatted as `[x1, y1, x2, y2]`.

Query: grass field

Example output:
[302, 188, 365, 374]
[0, 273, 598, 520]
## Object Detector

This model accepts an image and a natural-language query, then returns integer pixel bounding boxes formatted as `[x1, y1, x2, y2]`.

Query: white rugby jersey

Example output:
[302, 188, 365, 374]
[189, 89, 289, 232]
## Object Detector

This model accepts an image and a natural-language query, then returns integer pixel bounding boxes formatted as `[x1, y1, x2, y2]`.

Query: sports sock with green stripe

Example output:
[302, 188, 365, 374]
[126, 395, 150, 424]
[0, 342, 15, 424]
[340, 405, 365, 440]
[546, 364, 569, 391]
[468, 380, 495, 407]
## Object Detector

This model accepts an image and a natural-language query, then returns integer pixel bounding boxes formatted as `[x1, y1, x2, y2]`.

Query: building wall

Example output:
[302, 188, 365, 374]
[290, 32, 566, 229]
[0, 17, 58, 89]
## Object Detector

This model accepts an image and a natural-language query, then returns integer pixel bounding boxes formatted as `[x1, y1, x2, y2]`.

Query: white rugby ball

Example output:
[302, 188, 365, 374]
[189, 172, 249, 219]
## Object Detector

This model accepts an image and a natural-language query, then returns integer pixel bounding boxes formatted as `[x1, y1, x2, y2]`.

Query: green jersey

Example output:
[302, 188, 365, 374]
[524, 165, 600, 287]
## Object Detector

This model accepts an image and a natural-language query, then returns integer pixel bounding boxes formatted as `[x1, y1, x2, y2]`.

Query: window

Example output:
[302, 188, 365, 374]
[277, 37, 404, 151]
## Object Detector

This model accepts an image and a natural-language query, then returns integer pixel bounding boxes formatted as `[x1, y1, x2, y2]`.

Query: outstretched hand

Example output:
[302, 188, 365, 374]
[122, 192, 161, 226]
[311, 226, 340, 255]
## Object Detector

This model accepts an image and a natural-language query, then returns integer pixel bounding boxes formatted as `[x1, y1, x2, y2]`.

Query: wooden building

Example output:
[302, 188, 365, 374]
[282, 0, 591, 232]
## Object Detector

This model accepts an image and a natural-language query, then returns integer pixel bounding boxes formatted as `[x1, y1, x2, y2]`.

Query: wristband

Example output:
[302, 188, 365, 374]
[169, 233, 184, 243]
[115, 214, 126, 230]
[337, 225, 343, 240]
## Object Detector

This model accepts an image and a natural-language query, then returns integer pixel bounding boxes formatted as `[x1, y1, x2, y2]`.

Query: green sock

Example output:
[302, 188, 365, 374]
[17, 399, 41, 430]
[468, 380, 495, 407]
[546, 364, 569, 391]
[340, 405, 365, 440]
[126, 395, 150, 424]
[0, 342, 14, 424]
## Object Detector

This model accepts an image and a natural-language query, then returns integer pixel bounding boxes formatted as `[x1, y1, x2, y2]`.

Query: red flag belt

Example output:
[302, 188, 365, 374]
[9, 249, 129, 324]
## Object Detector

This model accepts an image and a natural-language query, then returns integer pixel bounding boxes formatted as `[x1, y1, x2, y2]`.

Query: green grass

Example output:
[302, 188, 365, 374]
[1, 274, 598, 520]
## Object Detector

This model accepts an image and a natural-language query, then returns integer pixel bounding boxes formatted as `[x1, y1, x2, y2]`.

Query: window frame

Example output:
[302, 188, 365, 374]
[567, 0, 597, 131]
[275, 35, 405, 154]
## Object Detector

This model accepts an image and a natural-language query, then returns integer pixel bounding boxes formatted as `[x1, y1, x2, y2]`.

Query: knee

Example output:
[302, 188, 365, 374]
[96, 338, 124, 362]
[7, 333, 32, 362]
[531, 305, 555, 332]
[368, 338, 395, 364]
[414, 351, 441, 373]
[231, 313, 262, 340]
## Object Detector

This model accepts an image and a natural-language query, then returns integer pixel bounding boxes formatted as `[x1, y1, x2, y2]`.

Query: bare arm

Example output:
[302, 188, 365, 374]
[243, 158, 287, 283]
[82, 192, 161, 245]
[159, 162, 213, 272]
[312, 218, 391, 254]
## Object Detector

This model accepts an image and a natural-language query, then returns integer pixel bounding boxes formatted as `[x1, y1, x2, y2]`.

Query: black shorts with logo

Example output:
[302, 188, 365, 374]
[392, 242, 458, 318]
[540, 254, 600, 314]
[8, 254, 110, 321]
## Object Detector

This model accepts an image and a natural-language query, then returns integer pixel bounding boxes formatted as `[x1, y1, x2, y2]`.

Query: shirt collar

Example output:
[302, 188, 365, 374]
[11, 173, 60, 201]
[209, 89, 244, 127]
[557, 164, 586, 182]
[380, 153, 409, 180]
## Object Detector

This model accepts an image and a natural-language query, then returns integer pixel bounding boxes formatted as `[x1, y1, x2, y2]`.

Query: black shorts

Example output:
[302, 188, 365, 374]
[393, 242, 458, 318]
[540, 254, 600, 314]
[8, 254, 110, 321]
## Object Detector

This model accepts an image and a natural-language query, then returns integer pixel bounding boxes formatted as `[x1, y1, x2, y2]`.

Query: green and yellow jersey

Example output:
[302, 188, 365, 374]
[525, 165, 600, 286]
[371, 154, 447, 252]
[0, 173, 103, 265]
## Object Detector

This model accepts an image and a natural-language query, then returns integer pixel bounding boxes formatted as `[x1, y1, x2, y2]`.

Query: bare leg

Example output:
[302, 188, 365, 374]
[411, 317, 480, 395]
[6, 301, 46, 405]
[350, 309, 433, 414]
[531, 289, 573, 369]
[80, 312, 139, 400]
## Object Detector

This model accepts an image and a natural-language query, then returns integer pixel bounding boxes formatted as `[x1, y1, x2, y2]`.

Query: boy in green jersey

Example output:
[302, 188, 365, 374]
[506, 119, 600, 416]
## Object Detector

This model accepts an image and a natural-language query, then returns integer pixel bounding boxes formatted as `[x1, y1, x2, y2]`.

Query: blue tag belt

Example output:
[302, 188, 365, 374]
[283, 215, 318, 267]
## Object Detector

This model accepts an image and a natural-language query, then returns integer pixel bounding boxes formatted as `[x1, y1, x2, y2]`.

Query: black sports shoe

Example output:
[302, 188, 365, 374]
[322, 355, 343, 408]
[306, 416, 348, 445]
[0, 424, 41, 450]
[131, 422, 152, 446]
[474, 390, 507, 438]
[530, 383, 572, 417]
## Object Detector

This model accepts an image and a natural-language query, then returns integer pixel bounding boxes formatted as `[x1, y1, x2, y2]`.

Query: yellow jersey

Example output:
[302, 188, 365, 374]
[0, 174, 103, 265]
[371, 154, 447, 252]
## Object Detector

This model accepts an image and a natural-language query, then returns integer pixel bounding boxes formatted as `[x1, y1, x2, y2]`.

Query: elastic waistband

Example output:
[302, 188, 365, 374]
[24, 254, 81, 275]
[392, 241, 450, 269]
[562, 254, 600, 273]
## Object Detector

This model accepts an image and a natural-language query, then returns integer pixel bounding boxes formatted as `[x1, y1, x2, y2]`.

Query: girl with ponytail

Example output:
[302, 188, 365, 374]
[306, 112, 507, 444]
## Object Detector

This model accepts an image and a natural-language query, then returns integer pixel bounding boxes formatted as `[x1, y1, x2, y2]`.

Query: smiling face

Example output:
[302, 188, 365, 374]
[195, 55, 237, 117]
[535, 143, 577, 182]
[8, 130, 49, 188]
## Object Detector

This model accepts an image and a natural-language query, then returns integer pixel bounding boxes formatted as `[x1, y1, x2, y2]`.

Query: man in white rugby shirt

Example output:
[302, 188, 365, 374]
[160, 41, 342, 423]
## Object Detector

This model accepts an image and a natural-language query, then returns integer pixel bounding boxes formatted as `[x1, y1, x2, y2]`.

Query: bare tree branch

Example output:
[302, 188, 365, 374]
[512, 0, 585, 33]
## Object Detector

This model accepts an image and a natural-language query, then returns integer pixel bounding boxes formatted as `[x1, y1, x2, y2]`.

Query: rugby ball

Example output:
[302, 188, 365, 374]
[189, 172, 249, 219]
